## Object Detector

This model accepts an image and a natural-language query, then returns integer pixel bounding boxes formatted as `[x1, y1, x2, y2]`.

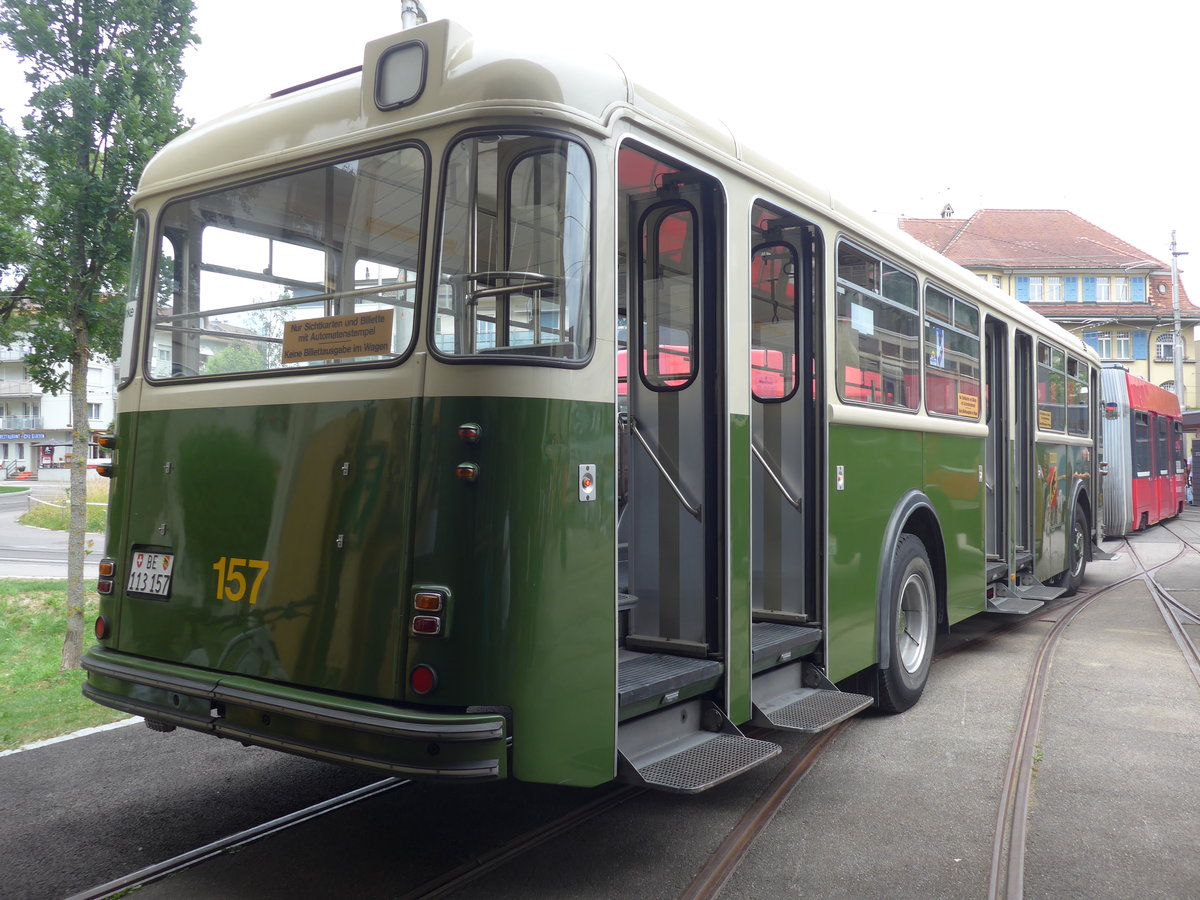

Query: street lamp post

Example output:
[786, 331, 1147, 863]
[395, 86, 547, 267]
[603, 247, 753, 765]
[1170, 231, 1187, 409]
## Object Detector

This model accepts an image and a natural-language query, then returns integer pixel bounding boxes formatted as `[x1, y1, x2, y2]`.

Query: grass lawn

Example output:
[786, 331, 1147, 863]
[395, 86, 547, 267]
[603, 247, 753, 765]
[0, 580, 130, 750]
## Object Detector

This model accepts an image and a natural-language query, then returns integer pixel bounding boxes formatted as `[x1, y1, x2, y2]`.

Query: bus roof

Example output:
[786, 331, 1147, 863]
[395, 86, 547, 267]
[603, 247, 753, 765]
[135, 18, 1095, 362]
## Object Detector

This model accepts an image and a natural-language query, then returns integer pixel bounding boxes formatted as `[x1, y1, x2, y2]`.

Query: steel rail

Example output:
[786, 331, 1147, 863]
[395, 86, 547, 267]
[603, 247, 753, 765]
[395, 785, 644, 899]
[678, 723, 849, 900]
[64, 778, 407, 900]
[988, 531, 1197, 900]
[1127, 533, 1200, 688]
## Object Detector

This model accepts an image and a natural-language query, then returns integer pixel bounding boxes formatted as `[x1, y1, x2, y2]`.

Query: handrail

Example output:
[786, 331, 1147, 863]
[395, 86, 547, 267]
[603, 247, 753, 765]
[154, 280, 417, 324]
[624, 414, 701, 519]
[751, 442, 802, 511]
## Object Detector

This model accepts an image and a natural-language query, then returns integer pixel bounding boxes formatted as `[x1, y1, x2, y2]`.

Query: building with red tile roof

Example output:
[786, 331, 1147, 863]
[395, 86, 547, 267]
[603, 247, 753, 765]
[899, 209, 1197, 407]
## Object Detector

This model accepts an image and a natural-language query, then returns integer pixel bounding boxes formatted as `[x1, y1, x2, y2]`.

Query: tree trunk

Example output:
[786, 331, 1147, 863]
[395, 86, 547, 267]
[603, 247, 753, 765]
[59, 330, 92, 670]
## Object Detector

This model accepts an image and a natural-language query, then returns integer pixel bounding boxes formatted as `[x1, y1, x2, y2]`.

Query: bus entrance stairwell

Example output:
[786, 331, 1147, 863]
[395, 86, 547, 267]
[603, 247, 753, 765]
[614, 145, 778, 793]
[746, 204, 871, 734]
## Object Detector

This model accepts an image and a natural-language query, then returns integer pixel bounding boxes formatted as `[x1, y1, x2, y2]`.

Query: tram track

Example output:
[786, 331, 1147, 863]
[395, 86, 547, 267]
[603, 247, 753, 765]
[65, 524, 1200, 900]
[65, 778, 408, 900]
[988, 524, 1200, 900]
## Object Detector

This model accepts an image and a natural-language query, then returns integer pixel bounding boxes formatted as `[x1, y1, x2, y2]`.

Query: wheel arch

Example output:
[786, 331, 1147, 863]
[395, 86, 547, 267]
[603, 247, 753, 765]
[875, 490, 947, 673]
[1072, 483, 1094, 561]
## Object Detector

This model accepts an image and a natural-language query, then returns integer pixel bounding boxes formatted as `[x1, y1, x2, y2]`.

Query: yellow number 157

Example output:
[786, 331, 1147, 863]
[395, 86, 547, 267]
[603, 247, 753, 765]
[213, 557, 270, 605]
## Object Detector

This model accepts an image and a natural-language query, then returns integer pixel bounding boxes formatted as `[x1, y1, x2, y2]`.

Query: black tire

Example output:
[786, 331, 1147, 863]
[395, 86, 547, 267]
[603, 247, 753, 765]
[1055, 505, 1089, 597]
[877, 534, 936, 713]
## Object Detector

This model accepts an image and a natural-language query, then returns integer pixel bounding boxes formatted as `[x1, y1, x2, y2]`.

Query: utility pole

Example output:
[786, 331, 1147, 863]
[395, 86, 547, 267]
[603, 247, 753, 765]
[1170, 231, 1187, 409]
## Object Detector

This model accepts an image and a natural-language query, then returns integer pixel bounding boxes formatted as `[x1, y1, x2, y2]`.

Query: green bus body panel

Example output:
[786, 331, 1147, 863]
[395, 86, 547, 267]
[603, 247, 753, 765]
[825, 423, 984, 684]
[1033, 441, 1089, 580]
[108, 400, 417, 698]
[98, 394, 616, 788]
[406, 395, 615, 786]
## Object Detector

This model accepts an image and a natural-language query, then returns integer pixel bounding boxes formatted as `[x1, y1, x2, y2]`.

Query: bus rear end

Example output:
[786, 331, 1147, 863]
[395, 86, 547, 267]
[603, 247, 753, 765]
[83, 22, 616, 787]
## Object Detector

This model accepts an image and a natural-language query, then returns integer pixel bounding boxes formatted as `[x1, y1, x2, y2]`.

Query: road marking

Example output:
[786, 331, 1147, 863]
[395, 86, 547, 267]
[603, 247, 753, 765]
[0, 717, 143, 758]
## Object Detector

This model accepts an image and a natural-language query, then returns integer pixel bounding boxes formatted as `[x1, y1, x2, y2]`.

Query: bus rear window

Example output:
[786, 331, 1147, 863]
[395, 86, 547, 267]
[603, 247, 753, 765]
[434, 133, 592, 362]
[149, 145, 426, 379]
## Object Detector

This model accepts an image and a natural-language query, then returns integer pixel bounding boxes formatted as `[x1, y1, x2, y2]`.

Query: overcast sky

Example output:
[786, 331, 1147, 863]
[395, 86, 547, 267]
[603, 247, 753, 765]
[3, 0, 1198, 285]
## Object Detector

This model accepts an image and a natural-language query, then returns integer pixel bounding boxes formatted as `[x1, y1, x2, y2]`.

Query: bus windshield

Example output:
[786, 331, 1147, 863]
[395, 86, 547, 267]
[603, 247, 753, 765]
[147, 144, 426, 379]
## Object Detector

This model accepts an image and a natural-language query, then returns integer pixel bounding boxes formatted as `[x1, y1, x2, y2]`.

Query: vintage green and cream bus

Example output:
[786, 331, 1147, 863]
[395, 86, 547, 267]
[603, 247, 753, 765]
[84, 19, 1102, 793]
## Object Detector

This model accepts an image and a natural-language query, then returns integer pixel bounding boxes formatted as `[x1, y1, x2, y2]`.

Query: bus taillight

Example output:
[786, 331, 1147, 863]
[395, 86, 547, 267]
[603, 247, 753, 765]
[410, 664, 437, 695]
[98, 559, 116, 595]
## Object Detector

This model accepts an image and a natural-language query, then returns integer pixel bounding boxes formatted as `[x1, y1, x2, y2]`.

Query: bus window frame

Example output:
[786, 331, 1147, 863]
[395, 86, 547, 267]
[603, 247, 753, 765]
[749, 198, 818, 406]
[922, 282, 981, 421]
[834, 237, 921, 413]
[118, 211, 150, 389]
[1036, 340, 1068, 433]
[429, 127, 596, 369]
[143, 140, 432, 384]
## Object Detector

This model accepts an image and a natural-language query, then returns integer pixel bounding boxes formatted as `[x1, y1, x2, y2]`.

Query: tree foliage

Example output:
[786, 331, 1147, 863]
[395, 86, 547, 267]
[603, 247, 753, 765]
[0, 0, 197, 667]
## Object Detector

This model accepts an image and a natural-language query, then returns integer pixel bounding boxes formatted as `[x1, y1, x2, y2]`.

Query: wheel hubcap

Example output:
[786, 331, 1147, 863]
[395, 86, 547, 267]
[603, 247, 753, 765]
[897, 572, 931, 673]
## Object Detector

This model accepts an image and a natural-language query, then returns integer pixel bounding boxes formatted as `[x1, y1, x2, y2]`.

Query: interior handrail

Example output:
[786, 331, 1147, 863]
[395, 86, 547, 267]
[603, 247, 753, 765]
[751, 440, 802, 512]
[623, 413, 701, 519]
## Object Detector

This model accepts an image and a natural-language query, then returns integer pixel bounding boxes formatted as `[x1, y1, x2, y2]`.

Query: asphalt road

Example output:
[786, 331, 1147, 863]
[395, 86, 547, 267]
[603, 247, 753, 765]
[0, 482, 102, 579]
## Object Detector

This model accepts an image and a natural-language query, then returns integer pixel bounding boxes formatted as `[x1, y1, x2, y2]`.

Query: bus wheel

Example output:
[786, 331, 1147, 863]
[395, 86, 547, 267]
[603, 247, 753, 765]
[878, 534, 936, 713]
[1056, 506, 1089, 597]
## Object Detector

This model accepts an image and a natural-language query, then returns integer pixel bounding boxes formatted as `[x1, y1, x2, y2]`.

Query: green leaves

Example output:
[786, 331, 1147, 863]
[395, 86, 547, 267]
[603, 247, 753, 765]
[0, 0, 197, 370]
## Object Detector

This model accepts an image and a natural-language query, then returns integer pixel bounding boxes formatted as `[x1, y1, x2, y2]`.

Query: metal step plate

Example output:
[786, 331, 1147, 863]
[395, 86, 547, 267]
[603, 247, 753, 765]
[988, 595, 1043, 614]
[635, 732, 780, 794]
[754, 688, 873, 733]
[751, 621, 822, 668]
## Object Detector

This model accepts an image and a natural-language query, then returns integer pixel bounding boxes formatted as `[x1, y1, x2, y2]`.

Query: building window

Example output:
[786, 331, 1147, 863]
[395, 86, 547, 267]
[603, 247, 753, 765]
[1160, 380, 1175, 393]
[1027, 278, 1044, 302]
[87, 403, 102, 420]
[1095, 278, 1110, 303]
[1096, 331, 1112, 358]
[1156, 333, 1175, 361]
[1046, 276, 1063, 302]
[1113, 277, 1131, 302]
[1114, 331, 1131, 358]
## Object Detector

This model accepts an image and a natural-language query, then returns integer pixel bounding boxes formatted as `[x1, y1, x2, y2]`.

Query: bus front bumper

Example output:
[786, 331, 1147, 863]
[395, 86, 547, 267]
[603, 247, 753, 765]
[82, 647, 508, 781]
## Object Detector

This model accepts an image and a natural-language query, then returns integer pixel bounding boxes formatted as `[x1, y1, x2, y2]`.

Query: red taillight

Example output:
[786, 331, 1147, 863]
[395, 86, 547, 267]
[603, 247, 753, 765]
[411, 615, 441, 635]
[455, 462, 479, 482]
[411, 664, 437, 695]
[94, 616, 110, 640]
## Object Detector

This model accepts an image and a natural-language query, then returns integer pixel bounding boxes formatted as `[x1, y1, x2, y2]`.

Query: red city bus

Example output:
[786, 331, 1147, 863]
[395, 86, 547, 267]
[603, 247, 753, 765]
[1100, 365, 1186, 535]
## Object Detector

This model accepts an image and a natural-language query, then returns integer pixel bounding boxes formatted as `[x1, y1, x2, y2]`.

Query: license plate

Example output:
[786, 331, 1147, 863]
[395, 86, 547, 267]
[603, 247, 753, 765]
[127, 550, 174, 597]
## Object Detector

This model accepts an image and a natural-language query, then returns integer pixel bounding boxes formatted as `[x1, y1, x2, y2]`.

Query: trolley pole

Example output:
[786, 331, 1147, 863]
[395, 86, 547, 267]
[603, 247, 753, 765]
[1170, 231, 1187, 409]
[402, 0, 428, 29]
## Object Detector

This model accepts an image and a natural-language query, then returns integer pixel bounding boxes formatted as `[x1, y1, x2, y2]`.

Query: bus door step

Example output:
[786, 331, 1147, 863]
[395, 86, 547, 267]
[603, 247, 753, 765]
[751, 621, 822, 674]
[987, 578, 1061, 614]
[617, 699, 780, 794]
[751, 662, 872, 733]
[985, 560, 1009, 584]
[617, 650, 721, 720]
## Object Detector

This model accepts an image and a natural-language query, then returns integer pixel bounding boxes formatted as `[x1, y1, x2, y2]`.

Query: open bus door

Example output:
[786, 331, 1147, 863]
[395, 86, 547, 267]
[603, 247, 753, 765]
[614, 144, 779, 792]
[986, 329, 1063, 611]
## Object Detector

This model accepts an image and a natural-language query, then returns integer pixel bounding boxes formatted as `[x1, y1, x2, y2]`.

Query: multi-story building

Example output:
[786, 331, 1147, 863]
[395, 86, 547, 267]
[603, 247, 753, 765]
[899, 209, 1197, 407]
[0, 339, 117, 480]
